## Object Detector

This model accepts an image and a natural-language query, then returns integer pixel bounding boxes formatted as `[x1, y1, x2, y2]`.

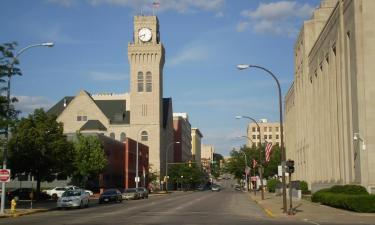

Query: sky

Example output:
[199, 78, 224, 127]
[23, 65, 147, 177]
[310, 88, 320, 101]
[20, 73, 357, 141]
[0, 0, 320, 156]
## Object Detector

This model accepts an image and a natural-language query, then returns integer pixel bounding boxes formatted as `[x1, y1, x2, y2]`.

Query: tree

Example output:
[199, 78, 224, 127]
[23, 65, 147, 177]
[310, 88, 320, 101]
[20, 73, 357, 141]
[0, 42, 22, 131]
[225, 144, 281, 181]
[168, 163, 207, 190]
[211, 153, 224, 178]
[72, 133, 107, 188]
[8, 109, 74, 199]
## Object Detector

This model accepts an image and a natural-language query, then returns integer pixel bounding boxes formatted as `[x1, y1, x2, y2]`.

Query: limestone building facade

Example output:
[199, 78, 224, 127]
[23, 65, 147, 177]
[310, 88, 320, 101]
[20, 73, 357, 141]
[48, 16, 174, 181]
[247, 119, 281, 147]
[285, 0, 375, 193]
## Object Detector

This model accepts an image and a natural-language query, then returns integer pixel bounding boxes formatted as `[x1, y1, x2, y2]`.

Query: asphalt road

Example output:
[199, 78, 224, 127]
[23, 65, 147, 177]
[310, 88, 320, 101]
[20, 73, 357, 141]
[0, 188, 348, 225]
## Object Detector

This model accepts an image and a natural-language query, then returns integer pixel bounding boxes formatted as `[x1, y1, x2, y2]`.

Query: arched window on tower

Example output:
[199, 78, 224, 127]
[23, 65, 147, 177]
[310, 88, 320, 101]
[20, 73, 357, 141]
[110, 132, 115, 139]
[120, 132, 126, 142]
[146, 71, 152, 92]
[137, 72, 144, 92]
[141, 131, 148, 141]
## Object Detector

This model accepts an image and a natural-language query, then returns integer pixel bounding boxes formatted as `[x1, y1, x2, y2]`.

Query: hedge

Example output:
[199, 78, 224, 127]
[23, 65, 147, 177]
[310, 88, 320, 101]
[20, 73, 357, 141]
[267, 178, 281, 193]
[299, 181, 309, 194]
[311, 185, 375, 213]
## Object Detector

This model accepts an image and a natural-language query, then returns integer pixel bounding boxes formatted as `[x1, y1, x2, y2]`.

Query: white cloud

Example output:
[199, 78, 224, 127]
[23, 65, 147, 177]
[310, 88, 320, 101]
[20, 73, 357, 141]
[88, 71, 128, 81]
[237, 1, 315, 37]
[14, 96, 54, 116]
[168, 43, 210, 66]
[48, 0, 225, 14]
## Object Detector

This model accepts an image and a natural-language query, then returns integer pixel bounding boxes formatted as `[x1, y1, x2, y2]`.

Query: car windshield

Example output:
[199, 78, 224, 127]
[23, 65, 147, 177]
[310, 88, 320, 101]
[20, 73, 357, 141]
[103, 190, 116, 195]
[125, 189, 137, 193]
[62, 190, 81, 197]
[56, 188, 66, 191]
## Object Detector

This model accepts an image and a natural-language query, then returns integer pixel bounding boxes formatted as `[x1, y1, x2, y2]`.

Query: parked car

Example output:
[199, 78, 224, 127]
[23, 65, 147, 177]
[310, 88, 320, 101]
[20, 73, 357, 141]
[44, 187, 67, 199]
[122, 188, 140, 200]
[7, 188, 50, 201]
[211, 184, 221, 192]
[136, 187, 149, 199]
[65, 185, 94, 196]
[57, 189, 90, 209]
[99, 189, 122, 204]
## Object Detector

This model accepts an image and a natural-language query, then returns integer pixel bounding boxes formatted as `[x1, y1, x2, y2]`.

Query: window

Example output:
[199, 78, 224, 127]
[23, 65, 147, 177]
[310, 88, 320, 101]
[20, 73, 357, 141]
[257, 127, 260, 132]
[264, 135, 267, 140]
[77, 116, 82, 121]
[269, 127, 272, 132]
[276, 127, 279, 132]
[137, 72, 144, 92]
[110, 133, 115, 139]
[141, 131, 148, 141]
[252, 127, 256, 132]
[252, 135, 256, 139]
[276, 135, 279, 139]
[264, 127, 267, 132]
[269, 135, 272, 139]
[146, 71, 152, 92]
[82, 116, 87, 121]
[120, 132, 126, 142]
[257, 135, 260, 139]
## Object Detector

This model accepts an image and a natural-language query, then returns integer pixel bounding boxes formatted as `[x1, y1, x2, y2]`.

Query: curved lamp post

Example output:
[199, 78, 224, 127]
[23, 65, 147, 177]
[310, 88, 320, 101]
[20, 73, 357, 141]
[165, 141, 180, 192]
[237, 64, 287, 213]
[1, 42, 54, 215]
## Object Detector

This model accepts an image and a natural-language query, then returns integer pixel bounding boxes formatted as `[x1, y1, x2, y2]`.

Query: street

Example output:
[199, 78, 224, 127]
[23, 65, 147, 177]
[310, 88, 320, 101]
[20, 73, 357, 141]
[0, 186, 351, 225]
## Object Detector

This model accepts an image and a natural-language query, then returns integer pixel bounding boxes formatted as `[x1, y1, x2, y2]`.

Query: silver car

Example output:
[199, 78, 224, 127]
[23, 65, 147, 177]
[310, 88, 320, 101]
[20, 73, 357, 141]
[122, 188, 140, 200]
[136, 187, 149, 199]
[57, 189, 90, 209]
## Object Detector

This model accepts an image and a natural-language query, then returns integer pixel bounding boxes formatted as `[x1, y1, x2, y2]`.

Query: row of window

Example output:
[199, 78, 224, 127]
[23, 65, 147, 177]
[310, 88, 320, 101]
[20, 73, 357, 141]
[109, 131, 149, 142]
[138, 71, 152, 92]
[252, 135, 279, 140]
[251, 127, 279, 132]
[77, 115, 87, 121]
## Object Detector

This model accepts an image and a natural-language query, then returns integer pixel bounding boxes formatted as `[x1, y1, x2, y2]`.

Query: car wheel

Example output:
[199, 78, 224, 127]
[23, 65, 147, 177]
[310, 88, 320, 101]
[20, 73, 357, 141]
[86, 200, 89, 208]
[80, 201, 83, 208]
[52, 193, 58, 200]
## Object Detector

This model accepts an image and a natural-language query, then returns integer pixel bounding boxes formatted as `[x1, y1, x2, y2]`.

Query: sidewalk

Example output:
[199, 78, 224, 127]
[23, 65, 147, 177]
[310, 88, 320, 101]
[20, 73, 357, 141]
[249, 191, 375, 224]
[0, 200, 56, 218]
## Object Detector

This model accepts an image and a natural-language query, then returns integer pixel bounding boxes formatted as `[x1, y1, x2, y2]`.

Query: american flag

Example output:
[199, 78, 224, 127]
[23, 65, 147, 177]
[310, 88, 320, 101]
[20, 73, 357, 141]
[265, 142, 273, 163]
[153, 2, 160, 8]
[252, 159, 258, 168]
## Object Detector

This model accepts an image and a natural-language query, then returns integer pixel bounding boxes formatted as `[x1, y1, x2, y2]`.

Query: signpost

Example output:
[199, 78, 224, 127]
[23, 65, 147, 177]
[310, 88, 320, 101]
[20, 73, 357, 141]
[0, 169, 10, 183]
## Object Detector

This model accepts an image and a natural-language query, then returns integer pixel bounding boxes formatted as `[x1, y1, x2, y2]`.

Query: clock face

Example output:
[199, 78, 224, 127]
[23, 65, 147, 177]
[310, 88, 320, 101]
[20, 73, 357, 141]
[139, 28, 152, 42]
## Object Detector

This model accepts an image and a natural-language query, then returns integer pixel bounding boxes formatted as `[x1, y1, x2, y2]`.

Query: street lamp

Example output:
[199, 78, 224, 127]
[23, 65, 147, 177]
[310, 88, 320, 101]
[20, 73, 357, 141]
[236, 115, 264, 200]
[165, 141, 180, 192]
[1, 42, 54, 215]
[237, 64, 287, 213]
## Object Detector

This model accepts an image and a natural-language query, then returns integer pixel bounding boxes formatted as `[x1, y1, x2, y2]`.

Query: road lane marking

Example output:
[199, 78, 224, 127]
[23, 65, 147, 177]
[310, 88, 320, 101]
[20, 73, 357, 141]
[303, 218, 320, 225]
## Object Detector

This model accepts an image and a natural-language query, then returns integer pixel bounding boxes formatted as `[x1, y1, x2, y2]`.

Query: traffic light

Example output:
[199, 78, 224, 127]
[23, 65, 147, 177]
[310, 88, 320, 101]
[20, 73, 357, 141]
[286, 160, 295, 173]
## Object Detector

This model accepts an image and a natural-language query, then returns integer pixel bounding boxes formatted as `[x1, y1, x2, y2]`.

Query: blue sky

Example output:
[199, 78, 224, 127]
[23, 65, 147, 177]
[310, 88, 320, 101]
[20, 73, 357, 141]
[1, 0, 320, 156]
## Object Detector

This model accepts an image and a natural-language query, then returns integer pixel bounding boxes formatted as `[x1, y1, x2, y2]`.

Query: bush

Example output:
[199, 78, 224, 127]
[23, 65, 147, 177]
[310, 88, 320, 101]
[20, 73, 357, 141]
[299, 181, 309, 194]
[311, 185, 375, 213]
[329, 185, 368, 195]
[267, 178, 281, 193]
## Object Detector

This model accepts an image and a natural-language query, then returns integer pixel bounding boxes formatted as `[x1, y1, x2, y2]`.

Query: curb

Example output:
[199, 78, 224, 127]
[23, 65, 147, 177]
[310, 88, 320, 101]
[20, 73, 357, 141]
[0, 208, 55, 219]
[248, 194, 276, 219]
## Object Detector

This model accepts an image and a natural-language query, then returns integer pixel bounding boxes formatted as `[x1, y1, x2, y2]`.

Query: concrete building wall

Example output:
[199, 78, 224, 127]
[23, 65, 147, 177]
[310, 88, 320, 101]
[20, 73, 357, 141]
[191, 128, 203, 163]
[173, 113, 192, 163]
[285, 0, 375, 193]
[247, 120, 281, 147]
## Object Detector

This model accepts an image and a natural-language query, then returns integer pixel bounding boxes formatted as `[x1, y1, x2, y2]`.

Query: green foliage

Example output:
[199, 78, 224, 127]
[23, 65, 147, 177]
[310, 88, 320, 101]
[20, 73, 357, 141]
[211, 153, 223, 178]
[267, 178, 281, 193]
[311, 185, 374, 212]
[225, 145, 281, 180]
[8, 108, 74, 196]
[299, 181, 309, 194]
[168, 163, 207, 189]
[72, 133, 107, 187]
[0, 42, 22, 130]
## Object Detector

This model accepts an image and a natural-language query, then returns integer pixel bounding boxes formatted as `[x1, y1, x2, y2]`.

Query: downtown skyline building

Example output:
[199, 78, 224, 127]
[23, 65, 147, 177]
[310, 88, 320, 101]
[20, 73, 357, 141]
[285, 0, 375, 193]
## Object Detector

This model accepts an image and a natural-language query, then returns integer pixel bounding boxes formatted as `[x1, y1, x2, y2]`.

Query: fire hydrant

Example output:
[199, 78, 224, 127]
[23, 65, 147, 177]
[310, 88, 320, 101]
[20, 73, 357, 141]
[11, 198, 17, 214]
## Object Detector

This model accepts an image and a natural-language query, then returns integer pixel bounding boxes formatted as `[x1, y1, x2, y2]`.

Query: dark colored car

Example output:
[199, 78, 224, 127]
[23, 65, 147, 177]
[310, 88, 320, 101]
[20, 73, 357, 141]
[7, 188, 50, 201]
[99, 189, 122, 204]
[136, 187, 149, 199]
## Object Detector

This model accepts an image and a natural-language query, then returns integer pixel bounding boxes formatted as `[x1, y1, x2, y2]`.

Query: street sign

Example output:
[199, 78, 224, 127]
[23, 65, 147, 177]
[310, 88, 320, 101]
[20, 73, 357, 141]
[278, 165, 289, 177]
[0, 169, 10, 182]
[135, 176, 140, 182]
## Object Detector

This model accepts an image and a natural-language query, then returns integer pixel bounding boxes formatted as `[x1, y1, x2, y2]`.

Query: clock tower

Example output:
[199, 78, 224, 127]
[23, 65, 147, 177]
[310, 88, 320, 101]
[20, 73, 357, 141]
[128, 16, 166, 176]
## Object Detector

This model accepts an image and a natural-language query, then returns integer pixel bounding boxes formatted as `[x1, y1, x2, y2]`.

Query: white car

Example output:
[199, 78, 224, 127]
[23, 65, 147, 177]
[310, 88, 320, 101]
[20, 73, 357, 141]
[65, 185, 94, 196]
[45, 187, 67, 199]
[57, 189, 89, 209]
